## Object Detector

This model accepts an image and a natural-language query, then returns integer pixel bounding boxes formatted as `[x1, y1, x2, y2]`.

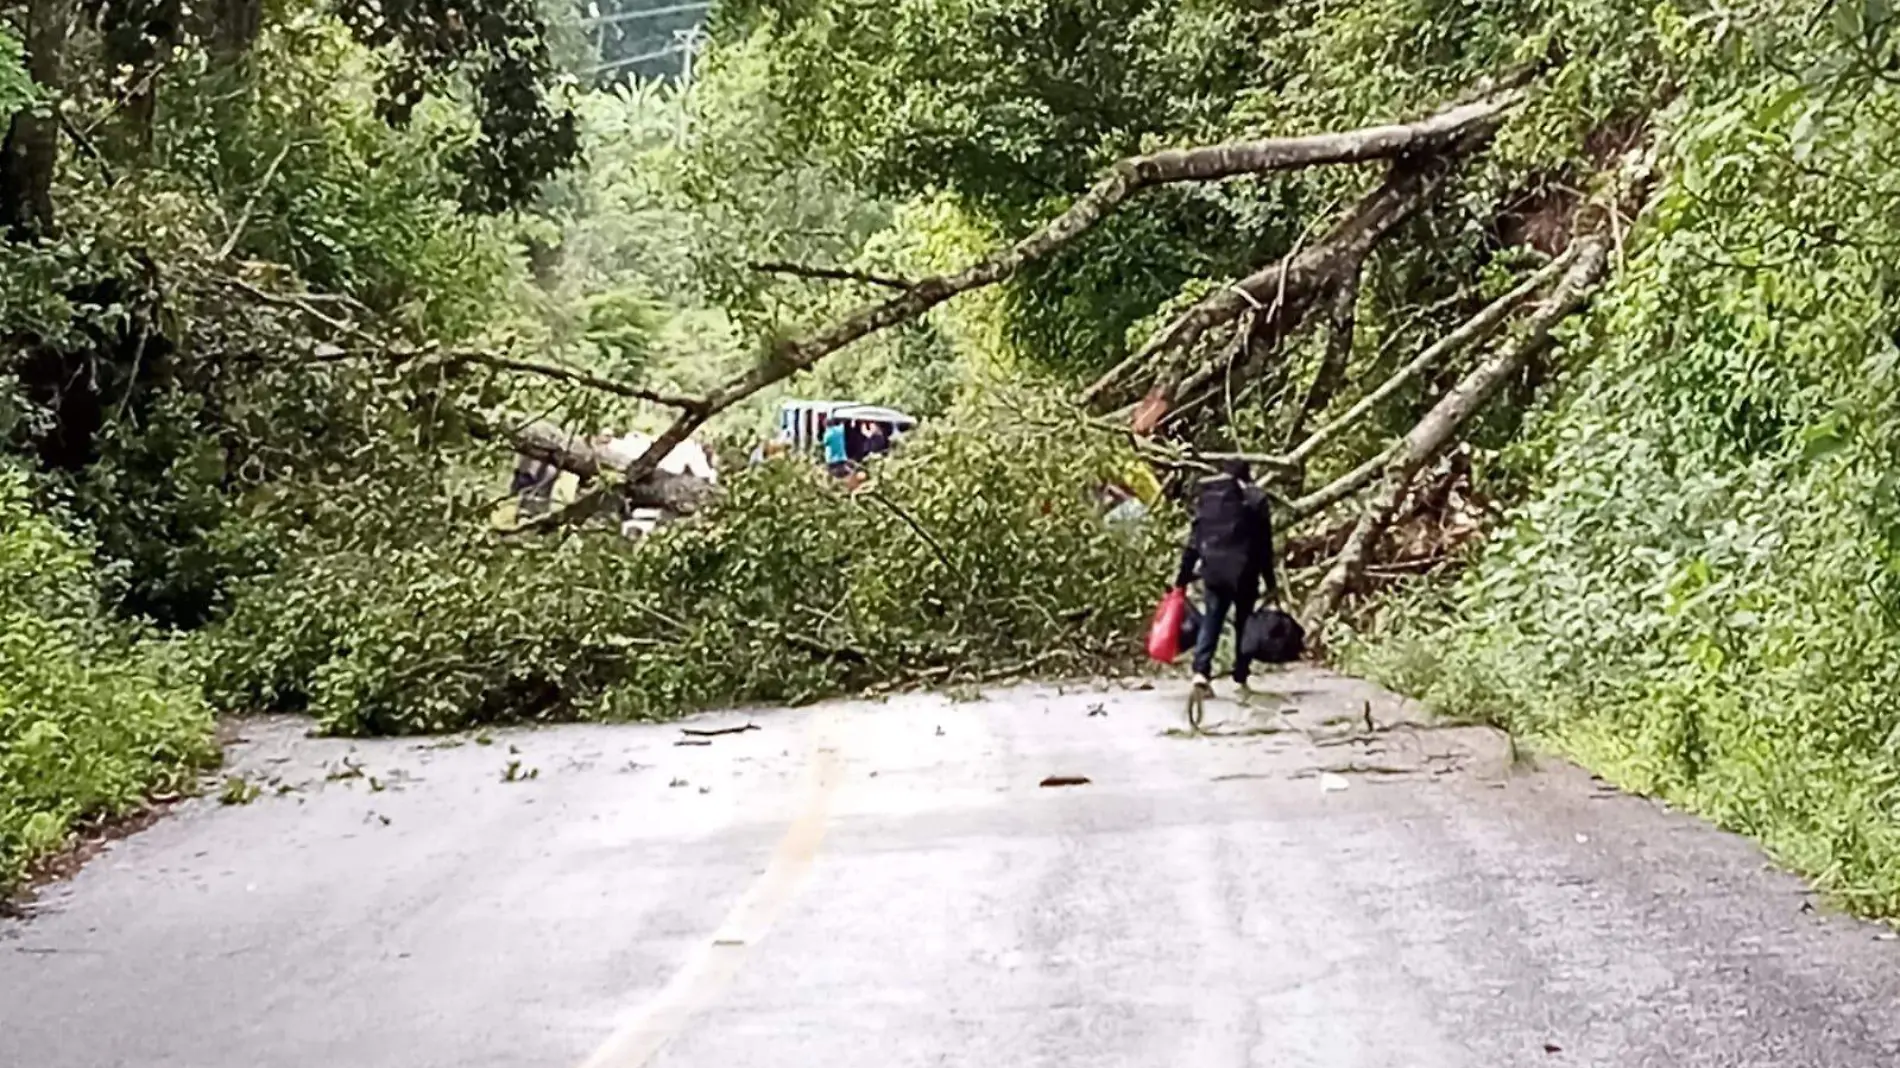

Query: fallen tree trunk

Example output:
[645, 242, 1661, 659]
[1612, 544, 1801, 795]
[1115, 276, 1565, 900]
[1094, 157, 1444, 416]
[1148, 161, 1448, 426]
[474, 417, 719, 516]
[1301, 235, 1608, 623]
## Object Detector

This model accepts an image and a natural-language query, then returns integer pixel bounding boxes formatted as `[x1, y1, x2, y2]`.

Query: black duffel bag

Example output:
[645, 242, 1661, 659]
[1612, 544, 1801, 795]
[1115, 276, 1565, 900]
[1241, 606, 1305, 664]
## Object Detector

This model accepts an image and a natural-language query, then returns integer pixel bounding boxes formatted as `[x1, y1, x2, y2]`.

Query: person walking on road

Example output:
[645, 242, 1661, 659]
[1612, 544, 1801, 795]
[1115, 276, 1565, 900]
[1174, 458, 1277, 694]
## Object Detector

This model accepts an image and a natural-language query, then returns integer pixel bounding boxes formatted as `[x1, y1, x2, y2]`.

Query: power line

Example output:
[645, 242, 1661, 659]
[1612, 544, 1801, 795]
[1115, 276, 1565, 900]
[578, 2, 710, 29]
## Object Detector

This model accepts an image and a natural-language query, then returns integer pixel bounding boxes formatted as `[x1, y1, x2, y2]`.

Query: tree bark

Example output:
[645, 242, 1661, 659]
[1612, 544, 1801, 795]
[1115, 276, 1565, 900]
[0, 0, 76, 240]
[1302, 236, 1608, 623]
[508, 420, 717, 514]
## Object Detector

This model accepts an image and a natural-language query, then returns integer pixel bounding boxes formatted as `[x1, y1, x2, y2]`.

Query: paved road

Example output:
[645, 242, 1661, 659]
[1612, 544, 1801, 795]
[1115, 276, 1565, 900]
[6, 668, 1900, 1067]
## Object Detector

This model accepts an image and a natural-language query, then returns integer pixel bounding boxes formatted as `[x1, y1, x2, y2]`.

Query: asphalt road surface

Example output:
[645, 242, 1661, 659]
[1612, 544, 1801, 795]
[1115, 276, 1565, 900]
[7, 668, 1900, 1068]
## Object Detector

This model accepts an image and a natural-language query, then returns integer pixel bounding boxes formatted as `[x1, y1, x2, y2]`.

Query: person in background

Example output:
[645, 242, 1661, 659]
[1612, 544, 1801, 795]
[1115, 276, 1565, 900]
[1173, 459, 1277, 694]
[510, 455, 558, 517]
[861, 421, 890, 458]
[822, 418, 851, 478]
[1102, 483, 1148, 527]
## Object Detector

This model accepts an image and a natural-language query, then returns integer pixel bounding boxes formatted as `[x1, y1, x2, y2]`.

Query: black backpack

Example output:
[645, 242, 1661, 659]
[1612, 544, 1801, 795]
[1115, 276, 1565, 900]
[1241, 607, 1305, 664]
[1193, 479, 1264, 592]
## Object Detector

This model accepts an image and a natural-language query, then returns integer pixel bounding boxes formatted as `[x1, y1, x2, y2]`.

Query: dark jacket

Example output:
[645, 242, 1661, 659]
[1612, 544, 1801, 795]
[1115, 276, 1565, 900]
[1175, 474, 1276, 595]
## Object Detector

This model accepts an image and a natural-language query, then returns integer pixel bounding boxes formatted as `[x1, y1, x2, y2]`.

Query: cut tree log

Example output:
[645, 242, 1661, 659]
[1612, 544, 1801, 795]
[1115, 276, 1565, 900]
[480, 417, 718, 515]
[1301, 235, 1609, 623]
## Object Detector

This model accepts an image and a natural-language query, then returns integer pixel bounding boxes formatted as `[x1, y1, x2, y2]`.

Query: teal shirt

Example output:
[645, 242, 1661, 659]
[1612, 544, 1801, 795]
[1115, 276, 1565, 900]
[822, 423, 848, 465]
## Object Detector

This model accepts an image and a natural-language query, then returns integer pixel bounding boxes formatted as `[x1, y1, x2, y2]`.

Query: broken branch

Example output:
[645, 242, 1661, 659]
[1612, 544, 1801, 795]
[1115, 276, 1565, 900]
[470, 416, 718, 515]
[592, 95, 1526, 513]
[1282, 244, 1580, 468]
[749, 260, 914, 290]
[442, 351, 703, 412]
[1287, 444, 1398, 520]
[1302, 235, 1609, 622]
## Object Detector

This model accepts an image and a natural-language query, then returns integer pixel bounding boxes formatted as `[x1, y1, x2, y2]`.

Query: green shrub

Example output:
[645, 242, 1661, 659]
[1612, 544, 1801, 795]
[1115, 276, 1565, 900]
[200, 395, 1171, 735]
[1343, 44, 1900, 915]
[0, 468, 216, 890]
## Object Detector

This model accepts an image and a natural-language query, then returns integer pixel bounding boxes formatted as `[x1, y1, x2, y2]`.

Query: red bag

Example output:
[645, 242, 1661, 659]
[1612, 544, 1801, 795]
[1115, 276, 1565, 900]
[1147, 588, 1189, 663]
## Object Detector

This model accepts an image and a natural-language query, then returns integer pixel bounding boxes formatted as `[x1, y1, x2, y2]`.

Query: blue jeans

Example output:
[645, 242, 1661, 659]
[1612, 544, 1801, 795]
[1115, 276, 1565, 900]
[1193, 584, 1257, 684]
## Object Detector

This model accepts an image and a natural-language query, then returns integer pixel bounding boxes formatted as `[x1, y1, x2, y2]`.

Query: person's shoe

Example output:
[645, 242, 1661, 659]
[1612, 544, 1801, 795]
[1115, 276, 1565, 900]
[1191, 673, 1211, 693]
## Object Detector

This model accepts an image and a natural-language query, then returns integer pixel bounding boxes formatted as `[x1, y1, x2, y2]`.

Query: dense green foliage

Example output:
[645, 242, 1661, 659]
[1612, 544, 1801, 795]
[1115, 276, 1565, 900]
[1342, 5, 1900, 914]
[0, 0, 1158, 888]
[202, 398, 1162, 735]
[0, 466, 214, 888]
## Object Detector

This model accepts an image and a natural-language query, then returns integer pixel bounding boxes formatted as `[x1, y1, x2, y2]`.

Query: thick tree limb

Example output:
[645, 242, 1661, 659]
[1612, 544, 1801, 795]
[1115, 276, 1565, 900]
[1286, 445, 1397, 520]
[749, 260, 914, 290]
[1302, 236, 1608, 623]
[1281, 245, 1580, 468]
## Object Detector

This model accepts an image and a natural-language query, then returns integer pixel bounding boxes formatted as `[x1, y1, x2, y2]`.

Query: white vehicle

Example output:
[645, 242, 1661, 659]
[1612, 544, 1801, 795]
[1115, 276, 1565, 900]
[769, 399, 918, 460]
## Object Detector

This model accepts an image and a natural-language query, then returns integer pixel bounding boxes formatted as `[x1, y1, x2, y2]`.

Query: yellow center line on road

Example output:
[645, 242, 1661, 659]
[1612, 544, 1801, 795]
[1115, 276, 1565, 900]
[576, 712, 844, 1068]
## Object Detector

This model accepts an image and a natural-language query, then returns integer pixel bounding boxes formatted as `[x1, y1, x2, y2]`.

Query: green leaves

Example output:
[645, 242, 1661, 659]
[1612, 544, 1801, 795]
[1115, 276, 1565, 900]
[0, 465, 215, 892]
[0, 26, 34, 125]
[1341, 9, 1900, 916]
[198, 392, 1166, 735]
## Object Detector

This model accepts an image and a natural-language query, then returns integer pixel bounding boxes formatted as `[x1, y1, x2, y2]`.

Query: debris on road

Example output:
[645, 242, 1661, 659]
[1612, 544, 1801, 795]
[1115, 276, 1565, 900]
[1039, 775, 1091, 788]
[218, 777, 262, 806]
[1320, 772, 1351, 793]
[674, 739, 713, 747]
[680, 723, 761, 738]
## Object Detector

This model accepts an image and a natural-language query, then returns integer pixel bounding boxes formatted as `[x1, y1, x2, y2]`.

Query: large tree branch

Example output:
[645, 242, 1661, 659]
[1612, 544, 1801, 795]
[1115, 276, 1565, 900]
[1302, 236, 1609, 623]
[1286, 445, 1397, 520]
[1280, 244, 1580, 468]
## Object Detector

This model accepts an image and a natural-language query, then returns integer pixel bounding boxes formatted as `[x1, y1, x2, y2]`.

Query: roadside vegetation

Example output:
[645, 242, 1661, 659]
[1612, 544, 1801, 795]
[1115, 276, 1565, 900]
[4, 0, 1900, 917]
